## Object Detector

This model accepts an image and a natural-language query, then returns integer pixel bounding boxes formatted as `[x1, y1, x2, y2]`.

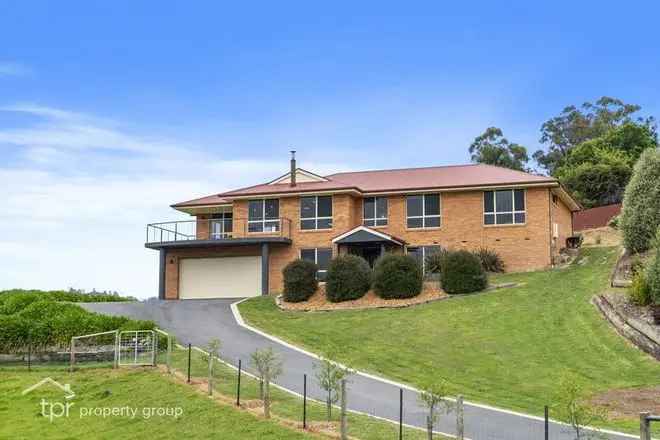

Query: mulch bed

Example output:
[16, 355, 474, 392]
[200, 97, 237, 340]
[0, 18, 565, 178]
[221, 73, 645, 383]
[590, 385, 660, 419]
[277, 282, 447, 312]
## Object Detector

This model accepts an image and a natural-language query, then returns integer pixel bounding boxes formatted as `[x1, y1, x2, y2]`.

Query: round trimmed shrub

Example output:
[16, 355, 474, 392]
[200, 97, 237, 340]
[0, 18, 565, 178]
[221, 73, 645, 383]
[325, 255, 371, 302]
[646, 228, 660, 305]
[282, 259, 318, 302]
[441, 250, 488, 294]
[373, 254, 423, 299]
[621, 148, 660, 253]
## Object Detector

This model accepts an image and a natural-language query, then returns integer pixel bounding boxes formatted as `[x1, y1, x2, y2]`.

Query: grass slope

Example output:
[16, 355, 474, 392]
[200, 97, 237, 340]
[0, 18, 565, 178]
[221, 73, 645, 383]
[239, 247, 660, 434]
[0, 367, 309, 440]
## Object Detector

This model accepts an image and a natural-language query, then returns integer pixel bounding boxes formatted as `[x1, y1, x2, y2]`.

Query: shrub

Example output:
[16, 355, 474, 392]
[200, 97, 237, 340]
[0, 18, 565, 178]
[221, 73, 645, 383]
[620, 148, 660, 253]
[646, 228, 660, 305]
[441, 250, 488, 294]
[373, 254, 423, 299]
[282, 259, 318, 302]
[325, 255, 371, 302]
[629, 272, 652, 306]
[473, 248, 505, 273]
[608, 215, 620, 229]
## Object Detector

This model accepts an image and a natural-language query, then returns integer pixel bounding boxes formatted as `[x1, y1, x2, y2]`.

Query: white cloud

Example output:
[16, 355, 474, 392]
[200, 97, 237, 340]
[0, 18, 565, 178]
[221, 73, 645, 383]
[0, 62, 33, 77]
[0, 104, 351, 298]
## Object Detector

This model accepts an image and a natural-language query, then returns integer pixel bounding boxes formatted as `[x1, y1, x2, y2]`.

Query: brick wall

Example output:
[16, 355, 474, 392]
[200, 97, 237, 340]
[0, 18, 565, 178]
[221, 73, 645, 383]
[550, 193, 574, 257]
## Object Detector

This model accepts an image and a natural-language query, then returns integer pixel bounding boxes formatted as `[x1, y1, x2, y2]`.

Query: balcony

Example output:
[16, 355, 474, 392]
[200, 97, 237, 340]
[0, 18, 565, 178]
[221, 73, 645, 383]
[145, 218, 292, 248]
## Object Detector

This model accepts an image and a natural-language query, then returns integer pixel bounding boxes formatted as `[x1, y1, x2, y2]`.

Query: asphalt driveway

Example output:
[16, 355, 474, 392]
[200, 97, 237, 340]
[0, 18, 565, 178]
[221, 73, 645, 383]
[81, 299, 635, 440]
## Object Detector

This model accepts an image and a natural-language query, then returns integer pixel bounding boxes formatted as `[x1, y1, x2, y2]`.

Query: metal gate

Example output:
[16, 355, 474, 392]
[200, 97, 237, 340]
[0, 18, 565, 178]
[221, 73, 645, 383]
[118, 330, 155, 366]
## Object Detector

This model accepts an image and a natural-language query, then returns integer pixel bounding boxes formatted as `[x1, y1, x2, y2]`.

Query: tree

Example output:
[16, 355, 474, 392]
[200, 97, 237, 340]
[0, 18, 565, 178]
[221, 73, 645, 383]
[204, 338, 222, 396]
[469, 127, 530, 171]
[553, 373, 606, 440]
[534, 96, 655, 174]
[314, 352, 352, 421]
[250, 347, 283, 419]
[418, 380, 454, 440]
[620, 148, 660, 253]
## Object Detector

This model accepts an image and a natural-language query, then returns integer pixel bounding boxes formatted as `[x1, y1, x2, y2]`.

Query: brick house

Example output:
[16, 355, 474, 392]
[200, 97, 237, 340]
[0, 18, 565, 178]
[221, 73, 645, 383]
[146, 154, 580, 299]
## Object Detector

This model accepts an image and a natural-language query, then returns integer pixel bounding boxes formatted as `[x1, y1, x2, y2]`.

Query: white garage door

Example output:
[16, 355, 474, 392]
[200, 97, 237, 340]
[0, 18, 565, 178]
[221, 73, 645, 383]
[179, 256, 261, 299]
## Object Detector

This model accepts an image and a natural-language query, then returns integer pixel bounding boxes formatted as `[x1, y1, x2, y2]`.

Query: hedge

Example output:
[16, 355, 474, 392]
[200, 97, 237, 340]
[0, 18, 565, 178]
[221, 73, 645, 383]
[441, 250, 488, 294]
[373, 254, 423, 299]
[325, 255, 372, 302]
[620, 148, 660, 253]
[646, 228, 660, 305]
[282, 259, 318, 302]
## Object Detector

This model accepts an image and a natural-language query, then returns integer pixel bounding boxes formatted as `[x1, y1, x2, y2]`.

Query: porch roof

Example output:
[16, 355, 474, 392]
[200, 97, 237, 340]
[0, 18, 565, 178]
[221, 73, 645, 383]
[332, 226, 405, 246]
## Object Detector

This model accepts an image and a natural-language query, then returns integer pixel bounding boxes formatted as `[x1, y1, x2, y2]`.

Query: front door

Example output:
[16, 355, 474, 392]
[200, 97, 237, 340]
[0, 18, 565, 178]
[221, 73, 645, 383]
[348, 244, 382, 268]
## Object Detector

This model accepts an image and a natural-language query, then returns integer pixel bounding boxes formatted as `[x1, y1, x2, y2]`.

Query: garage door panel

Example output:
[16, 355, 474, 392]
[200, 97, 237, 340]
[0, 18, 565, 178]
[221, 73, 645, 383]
[179, 256, 261, 299]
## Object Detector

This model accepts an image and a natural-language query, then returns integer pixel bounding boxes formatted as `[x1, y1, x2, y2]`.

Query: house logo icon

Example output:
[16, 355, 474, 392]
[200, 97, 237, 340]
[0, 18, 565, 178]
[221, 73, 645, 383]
[22, 377, 75, 400]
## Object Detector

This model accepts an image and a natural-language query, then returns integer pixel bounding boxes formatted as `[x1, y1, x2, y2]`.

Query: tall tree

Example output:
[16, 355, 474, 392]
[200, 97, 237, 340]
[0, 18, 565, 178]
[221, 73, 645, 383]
[534, 96, 655, 174]
[469, 127, 529, 171]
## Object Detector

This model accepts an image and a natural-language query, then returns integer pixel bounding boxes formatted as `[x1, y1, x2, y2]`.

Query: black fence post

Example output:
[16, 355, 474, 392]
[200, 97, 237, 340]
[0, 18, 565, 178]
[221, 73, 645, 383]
[303, 374, 307, 429]
[236, 359, 241, 406]
[399, 388, 403, 440]
[187, 344, 191, 383]
[544, 405, 549, 440]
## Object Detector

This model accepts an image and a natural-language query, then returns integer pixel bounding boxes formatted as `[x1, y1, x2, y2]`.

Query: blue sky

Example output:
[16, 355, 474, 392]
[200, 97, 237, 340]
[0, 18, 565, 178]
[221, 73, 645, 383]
[1, 1, 659, 297]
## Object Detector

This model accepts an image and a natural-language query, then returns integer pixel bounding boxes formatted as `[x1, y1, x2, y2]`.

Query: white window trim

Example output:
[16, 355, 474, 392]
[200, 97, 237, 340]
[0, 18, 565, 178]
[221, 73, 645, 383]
[406, 194, 441, 229]
[247, 199, 280, 232]
[300, 196, 333, 230]
[300, 248, 332, 279]
[210, 213, 233, 239]
[363, 196, 388, 227]
[483, 189, 526, 226]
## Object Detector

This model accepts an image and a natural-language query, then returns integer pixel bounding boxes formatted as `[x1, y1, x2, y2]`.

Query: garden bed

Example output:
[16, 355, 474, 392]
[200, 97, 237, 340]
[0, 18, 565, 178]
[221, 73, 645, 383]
[277, 282, 446, 312]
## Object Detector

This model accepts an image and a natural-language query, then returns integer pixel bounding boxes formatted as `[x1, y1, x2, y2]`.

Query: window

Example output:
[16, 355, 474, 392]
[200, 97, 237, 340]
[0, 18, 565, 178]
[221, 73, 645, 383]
[484, 189, 525, 225]
[210, 212, 233, 239]
[363, 197, 388, 227]
[406, 194, 441, 228]
[248, 199, 280, 232]
[300, 196, 332, 230]
[300, 248, 332, 281]
[407, 245, 442, 275]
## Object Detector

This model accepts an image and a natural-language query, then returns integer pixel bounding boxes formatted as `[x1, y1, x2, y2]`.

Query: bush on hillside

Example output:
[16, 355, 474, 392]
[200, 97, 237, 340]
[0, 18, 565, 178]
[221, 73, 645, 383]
[441, 250, 488, 294]
[646, 228, 660, 305]
[620, 149, 660, 253]
[629, 272, 652, 306]
[473, 248, 505, 273]
[325, 255, 372, 302]
[373, 254, 423, 299]
[282, 259, 318, 302]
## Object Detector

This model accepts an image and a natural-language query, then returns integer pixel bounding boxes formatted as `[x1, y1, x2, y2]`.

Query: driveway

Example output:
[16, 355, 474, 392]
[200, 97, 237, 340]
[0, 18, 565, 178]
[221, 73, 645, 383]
[81, 299, 635, 440]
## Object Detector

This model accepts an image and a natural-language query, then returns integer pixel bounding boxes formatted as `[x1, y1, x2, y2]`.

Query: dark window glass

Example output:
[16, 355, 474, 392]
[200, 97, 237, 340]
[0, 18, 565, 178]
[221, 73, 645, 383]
[484, 213, 495, 225]
[317, 196, 332, 218]
[495, 190, 513, 212]
[300, 249, 315, 262]
[317, 249, 332, 271]
[515, 212, 526, 224]
[484, 191, 494, 213]
[224, 218, 233, 233]
[406, 195, 423, 217]
[514, 189, 525, 211]
[364, 219, 375, 227]
[407, 217, 423, 228]
[424, 194, 440, 216]
[264, 199, 279, 219]
[363, 197, 375, 220]
[248, 200, 263, 220]
[317, 271, 327, 282]
[300, 219, 316, 230]
[424, 216, 441, 228]
[376, 197, 388, 219]
[317, 218, 332, 229]
[375, 218, 387, 226]
[496, 213, 513, 224]
[407, 247, 422, 264]
[264, 220, 279, 232]
[300, 197, 316, 219]
[248, 222, 263, 232]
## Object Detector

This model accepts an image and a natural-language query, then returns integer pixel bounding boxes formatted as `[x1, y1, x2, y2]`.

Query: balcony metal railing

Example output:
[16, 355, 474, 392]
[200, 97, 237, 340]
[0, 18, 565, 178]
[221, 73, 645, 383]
[145, 218, 292, 244]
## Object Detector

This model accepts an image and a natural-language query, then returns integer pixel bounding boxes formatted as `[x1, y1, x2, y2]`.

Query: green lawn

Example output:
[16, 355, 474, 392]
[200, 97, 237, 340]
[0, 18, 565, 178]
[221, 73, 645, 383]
[0, 366, 310, 440]
[239, 247, 660, 435]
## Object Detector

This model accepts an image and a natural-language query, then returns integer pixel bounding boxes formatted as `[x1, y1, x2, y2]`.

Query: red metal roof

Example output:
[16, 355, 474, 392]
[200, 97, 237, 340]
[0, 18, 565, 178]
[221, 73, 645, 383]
[173, 163, 558, 207]
[573, 203, 621, 231]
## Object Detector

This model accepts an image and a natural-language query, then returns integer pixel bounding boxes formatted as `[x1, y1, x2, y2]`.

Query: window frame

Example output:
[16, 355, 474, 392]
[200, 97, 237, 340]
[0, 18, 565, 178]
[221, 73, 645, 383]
[483, 189, 526, 226]
[406, 193, 442, 229]
[362, 196, 388, 227]
[300, 247, 332, 281]
[247, 199, 280, 233]
[406, 245, 442, 275]
[210, 212, 233, 239]
[299, 195, 333, 230]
